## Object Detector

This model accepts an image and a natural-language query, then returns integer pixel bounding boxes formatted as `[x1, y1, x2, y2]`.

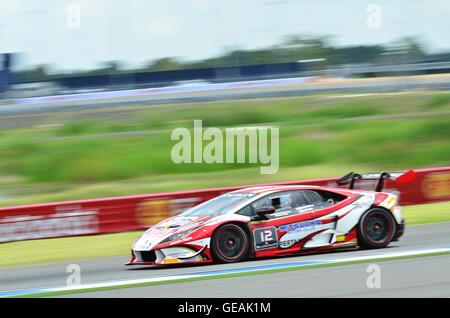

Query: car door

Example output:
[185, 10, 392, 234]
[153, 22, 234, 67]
[245, 189, 342, 256]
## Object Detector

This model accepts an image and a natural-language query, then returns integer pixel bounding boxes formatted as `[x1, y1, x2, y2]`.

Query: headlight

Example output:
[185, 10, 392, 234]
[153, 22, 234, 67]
[132, 232, 145, 249]
[159, 226, 200, 245]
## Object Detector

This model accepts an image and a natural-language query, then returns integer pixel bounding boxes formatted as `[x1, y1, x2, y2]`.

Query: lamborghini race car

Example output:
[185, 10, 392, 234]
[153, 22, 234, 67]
[126, 171, 412, 266]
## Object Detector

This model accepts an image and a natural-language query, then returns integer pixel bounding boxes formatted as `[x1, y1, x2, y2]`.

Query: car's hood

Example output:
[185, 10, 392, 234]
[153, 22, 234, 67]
[133, 215, 214, 250]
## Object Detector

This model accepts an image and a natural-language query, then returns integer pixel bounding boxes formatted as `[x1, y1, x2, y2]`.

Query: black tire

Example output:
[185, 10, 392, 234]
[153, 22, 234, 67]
[357, 208, 396, 249]
[211, 223, 250, 263]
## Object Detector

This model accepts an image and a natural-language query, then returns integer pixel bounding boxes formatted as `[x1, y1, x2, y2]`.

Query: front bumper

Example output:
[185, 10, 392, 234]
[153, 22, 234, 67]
[127, 250, 157, 264]
[125, 245, 211, 266]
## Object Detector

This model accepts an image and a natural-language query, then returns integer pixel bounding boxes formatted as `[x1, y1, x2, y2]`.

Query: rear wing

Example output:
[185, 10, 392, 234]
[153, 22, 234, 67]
[336, 170, 416, 192]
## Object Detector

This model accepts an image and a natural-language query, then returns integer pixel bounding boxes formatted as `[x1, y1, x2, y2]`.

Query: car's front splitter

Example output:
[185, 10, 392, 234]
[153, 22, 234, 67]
[126, 243, 212, 266]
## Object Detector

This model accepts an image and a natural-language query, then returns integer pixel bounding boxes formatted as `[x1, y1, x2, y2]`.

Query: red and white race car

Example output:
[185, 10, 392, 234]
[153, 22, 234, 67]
[126, 171, 412, 266]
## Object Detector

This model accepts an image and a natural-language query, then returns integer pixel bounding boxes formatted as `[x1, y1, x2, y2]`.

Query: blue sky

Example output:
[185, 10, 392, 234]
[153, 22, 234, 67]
[1, 0, 449, 72]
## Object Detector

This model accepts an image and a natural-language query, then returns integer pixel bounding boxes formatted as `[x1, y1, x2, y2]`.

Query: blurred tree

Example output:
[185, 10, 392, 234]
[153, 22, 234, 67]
[14, 64, 50, 82]
[10, 34, 441, 82]
[281, 35, 337, 66]
[380, 37, 428, 64]
[101, 61, 121, 73]
[334, 45, 385, 65]
[401, 37, 427, 58]
[146, 57, 183, 71]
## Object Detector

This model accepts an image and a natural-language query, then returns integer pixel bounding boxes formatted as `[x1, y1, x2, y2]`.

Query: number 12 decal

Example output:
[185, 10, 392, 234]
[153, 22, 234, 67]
[260, 230, 273, 242]
[254, 227, 278, 251]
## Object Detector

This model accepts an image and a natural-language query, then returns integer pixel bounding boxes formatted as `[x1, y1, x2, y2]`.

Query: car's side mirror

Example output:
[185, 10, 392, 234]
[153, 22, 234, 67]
[255, 206, 276, 217]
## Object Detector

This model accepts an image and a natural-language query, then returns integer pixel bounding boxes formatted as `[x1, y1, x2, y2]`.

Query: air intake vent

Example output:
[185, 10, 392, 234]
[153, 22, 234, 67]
[139, 250, 156, 263]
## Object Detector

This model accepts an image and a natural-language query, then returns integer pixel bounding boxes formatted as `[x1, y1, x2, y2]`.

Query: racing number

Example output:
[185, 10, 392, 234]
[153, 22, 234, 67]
[260, 230, 273, 242]
[254, 227, 278, 251]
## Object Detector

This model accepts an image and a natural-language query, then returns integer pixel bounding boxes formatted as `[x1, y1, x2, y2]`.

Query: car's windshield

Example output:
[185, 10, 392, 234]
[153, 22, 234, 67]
[180, 192, 258, 217]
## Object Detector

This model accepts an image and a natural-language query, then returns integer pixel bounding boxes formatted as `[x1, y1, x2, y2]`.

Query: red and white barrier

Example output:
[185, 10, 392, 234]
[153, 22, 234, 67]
[1, 167, 449, 243]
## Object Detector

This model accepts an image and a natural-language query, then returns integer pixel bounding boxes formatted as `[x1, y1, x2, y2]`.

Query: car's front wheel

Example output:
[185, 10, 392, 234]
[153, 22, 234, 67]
[357, 208, 396, 249]
[211, 223, 250, 263]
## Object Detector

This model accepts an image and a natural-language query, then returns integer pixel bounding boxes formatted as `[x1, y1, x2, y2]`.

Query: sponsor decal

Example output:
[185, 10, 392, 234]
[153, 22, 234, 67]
[253, 227, 278, 250]
[279, 220, 323, 232]
[135, 198, 171, 226]
[422, 172, 450, 199]
[278, 219, 327, 249]
[169, 236, 193, 246]
[135, 197, 202, 226]
[162, 258, 179, 264]
[160, 246, 203, 261]
[386, 196, 396, 205]
[278, 229, 327, 249]
[0, 206, 98, 242]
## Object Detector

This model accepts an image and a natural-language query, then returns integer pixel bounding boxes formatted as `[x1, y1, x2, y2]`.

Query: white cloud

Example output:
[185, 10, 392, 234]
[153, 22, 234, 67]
[144, 18, 180, 37]
[2, 0, 449, 71]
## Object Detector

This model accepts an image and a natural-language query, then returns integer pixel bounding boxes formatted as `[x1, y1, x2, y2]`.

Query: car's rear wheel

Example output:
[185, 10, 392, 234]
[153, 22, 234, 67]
[357, 208, 396, 249]
[211, 223, 250, 263]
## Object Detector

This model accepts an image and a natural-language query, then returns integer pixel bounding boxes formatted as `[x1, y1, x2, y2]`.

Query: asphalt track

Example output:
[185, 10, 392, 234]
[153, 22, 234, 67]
[1, 222, 449, 297]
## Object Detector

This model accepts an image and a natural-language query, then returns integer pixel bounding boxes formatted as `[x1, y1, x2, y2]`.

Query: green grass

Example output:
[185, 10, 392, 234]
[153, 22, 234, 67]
[0, 231, 143, 268]
[1, 91, 449, 188]
[0, 118, 448, 184]
[401, 201, 450, 225]
[0, 201, 448, 269]
[0, 163, 386, 207]
[422, 91, 450, 109]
